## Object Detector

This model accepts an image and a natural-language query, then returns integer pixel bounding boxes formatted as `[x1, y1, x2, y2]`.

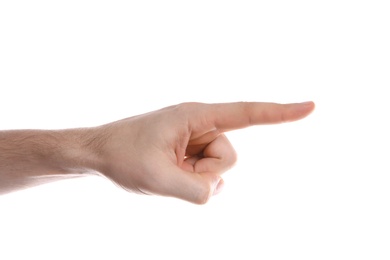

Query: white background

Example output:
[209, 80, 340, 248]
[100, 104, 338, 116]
[0, 1, 389, 259]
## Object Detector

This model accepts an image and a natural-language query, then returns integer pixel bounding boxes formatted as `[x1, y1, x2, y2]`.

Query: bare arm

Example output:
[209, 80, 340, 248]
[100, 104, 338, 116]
[0, 101, 315, 204]
[0, 128, 100, 194]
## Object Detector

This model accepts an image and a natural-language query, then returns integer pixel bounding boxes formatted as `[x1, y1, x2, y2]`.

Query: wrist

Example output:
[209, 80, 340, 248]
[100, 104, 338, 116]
[56, 127, 104, 175]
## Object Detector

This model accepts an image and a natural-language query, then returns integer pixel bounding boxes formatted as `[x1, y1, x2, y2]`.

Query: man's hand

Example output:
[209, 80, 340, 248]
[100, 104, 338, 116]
[91, 102, 315, 204]
[0, 102, 314, 204]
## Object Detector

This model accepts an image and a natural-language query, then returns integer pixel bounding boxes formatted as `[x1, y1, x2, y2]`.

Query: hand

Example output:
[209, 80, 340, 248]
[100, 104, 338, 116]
[91, 102, 315, 204]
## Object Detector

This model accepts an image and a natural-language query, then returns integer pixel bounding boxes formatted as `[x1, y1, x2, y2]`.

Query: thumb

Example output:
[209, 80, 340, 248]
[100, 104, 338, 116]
[160, 165, 224, 204]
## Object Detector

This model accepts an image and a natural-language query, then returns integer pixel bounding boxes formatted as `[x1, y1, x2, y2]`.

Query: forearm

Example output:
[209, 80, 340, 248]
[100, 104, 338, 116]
[0, 128, 100, 194]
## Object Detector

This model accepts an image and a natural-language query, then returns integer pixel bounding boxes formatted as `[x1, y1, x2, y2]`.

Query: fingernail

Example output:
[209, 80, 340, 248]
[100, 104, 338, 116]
[300, 101, 314, 106]
[297, 101, 315, 112]
[213, 179, 224, 196]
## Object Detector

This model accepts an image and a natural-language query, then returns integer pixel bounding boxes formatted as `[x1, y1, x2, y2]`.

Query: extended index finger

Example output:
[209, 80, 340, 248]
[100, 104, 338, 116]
[204, 101, 315, 132]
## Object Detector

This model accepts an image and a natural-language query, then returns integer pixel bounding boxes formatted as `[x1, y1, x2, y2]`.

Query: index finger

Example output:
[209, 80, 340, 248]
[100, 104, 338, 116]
[203, 101, 315, 132]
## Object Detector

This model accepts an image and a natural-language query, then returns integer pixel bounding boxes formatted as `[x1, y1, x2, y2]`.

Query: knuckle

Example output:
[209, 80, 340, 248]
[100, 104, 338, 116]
[175, 102, 202, 112]
[168, 103, 201, 122]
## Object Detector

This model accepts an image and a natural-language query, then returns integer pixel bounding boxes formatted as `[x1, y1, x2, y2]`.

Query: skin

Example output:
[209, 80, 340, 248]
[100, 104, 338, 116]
[0, 101, 315, 204]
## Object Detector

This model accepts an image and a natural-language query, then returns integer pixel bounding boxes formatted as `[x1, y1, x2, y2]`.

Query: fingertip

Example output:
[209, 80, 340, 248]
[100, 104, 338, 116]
[300, 101, 315, 110]
[193, 175, 223, 204]
[166, 166, 222, 204]
[299, 101, 315, 114]
[287, 101, 315, 122]
[213, 178, 225, 196]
